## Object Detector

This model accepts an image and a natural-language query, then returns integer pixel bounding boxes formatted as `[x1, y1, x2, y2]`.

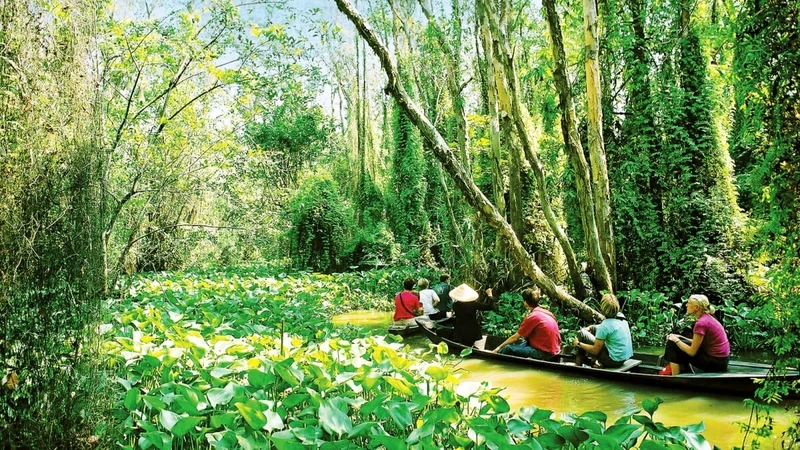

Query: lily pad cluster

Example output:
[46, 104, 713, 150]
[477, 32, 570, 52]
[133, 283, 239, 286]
[102, 268, 712, 449]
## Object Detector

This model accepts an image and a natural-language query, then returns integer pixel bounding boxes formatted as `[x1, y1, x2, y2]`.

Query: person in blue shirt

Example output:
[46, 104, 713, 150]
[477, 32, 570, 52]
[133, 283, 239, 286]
[572, 293, 633, 368]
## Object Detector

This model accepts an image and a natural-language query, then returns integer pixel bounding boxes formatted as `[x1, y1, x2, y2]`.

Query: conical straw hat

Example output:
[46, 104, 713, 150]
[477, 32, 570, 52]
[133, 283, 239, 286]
[449, 283, 479, 302]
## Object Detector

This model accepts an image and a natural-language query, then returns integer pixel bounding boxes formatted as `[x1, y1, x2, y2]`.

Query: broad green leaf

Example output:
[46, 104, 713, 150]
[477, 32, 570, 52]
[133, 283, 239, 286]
[138, 431, 172, 450]
[171, 416, 203, 437]
[159, 409, 181, 431]
[424, 364, 449, 382]
[580, 410, 608, 423]
[263, 409, 285, 432]
[236, 401, 267, 430]
[206, 430, 238, 450]
[386, 402, 413, 429]
[142, 395, 167, 411]
[605, 423, 644, 444]
[643, 398, 663, 416]
[210, 412, 238, 428]
[371, 435, 406, 450]
[536, 432, 565, 448]
[124, 388, 140, 411]
[384, 376, 414, 396]
[506, 417, 533, 435]
[348, 421, 379, 438]
[248, 368, 275, 389]
[274, 363, 301, 387]
[556, 425, 590, 447]
[639, 441, 670, 450]
[207, 387, 234, 407]
[319, 400, 353, 436]
[270, 430, 307, 450]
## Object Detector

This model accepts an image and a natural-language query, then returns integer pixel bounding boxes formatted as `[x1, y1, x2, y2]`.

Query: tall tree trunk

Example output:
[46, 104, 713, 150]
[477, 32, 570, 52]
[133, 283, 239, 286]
[482, 0, 588, 298]
[584, 0, 616, 286]
[543, 0, 614, 294]
[477, 0, 507, 256]
[335, 0, 604, 322]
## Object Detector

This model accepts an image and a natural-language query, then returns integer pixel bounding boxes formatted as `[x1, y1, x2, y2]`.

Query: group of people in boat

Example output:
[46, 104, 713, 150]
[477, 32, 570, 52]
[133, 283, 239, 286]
[393, 276, 730, 375]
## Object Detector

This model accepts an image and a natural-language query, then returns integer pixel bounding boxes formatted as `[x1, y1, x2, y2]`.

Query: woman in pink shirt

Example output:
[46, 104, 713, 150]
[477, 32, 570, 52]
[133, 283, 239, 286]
[663, 294, 730, 375]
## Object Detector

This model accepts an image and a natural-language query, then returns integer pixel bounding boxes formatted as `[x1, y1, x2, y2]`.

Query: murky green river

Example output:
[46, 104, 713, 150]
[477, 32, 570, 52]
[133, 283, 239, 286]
[332, 310, 799, 449]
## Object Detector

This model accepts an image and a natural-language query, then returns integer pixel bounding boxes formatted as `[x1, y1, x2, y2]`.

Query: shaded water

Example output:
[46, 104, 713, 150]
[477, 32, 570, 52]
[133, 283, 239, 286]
[333, 310, 798, 449]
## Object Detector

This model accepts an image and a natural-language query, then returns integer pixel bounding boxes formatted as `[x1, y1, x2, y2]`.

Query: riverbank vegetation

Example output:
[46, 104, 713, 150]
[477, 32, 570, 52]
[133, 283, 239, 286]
[1, 0, 798, 448]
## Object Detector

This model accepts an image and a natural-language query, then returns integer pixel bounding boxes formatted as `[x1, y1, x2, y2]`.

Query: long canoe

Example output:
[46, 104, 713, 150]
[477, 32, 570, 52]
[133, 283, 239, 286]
[417, 319, 800, 398]
[388, 315, 454, 337]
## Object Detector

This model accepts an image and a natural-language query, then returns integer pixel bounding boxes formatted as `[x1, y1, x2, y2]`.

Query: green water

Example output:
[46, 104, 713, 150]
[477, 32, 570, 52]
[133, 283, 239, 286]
[332, 310, 799, 449]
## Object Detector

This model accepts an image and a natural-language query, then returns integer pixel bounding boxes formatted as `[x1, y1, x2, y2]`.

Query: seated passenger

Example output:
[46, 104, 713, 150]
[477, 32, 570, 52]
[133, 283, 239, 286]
[432, 274, 453, 316]
[572, 293, 633, 368]
[393, 277, 422, 328]
[418, 278, 445, 320]
[451, 284, 494, 346]
[663, 294, 729, 375]
[492, 288, 561, 361]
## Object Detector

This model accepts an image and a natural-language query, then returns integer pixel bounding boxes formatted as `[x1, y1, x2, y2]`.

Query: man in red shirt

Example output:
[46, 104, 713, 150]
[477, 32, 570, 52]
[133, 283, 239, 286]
[492, 287, 561, 360]
[393, 277, 422, 327]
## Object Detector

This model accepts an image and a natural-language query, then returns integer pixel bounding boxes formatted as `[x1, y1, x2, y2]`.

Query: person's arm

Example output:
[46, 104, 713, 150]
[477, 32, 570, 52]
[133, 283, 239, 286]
[432, 291, 440, 306]
[492, 332, 521, 353]
[573, 335, 605, 356]
[668, 333, 704, 356]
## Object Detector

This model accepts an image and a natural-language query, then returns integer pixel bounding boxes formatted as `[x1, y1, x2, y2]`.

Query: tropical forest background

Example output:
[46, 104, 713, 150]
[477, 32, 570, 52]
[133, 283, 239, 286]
[0, 0, 798, 448]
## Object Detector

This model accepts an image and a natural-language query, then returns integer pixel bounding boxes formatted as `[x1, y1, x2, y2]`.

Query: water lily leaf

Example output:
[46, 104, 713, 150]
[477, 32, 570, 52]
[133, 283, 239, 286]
[604, 423, 643, 444]
[483, 393, 510, 414]
[206, 430, 238, 449]
[263, 409, 285, 432]
[575, 417, 604, 435]
[384, 377, 414, 396]
[236, 401, 267, 430]
[348, 421, 379, 438]
[371, 435, 406, 450]
[270, 430, 306, 450]
[124, 388, 140, 411]
[319, 400, 353, 436]
[282, 393, 309, 408]
[210, 412, 238, 428]
[407, 418, 435, 443]
[142, 395, 167, 411]
[291, 425, 322, 442]
[643, 398, 663, 416]
[506, 417, 533, 435]
[386, 402, 413, 429]
[536, 432, 565, 448]
[138, 431, 172, 450]
[236, 432, 269, 450]
[361, 393, 389, 416]
[586, 432, 620, 449]
[248, 368, 275, 389]
[424, 364, 449, 382]
[557, 424, 590, 447]
[580, 410, 608, 423]
[681, 427, 711, 450]
[639, 440, 670, 450]
[171, 416, 203, 437]
[159, 409, 181, 431]
[207, 387, 234, 408]
[274, 362, 301, 387]
[459, 347, 473, 357]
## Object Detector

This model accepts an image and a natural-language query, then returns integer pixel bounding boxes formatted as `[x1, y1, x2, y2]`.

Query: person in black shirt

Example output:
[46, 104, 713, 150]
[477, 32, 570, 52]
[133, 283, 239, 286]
[451, 284, 495, 346]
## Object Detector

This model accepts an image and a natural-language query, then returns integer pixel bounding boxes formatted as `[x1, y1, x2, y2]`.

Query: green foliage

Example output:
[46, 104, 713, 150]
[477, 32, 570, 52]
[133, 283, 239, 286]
[100, 268, 717, 449]
[286, 173, 353, 273]
[387, 85, 426, 248]
[0, 0, 106, 447]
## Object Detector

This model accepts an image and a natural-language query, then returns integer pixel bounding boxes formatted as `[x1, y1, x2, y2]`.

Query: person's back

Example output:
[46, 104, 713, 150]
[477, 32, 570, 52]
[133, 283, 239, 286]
[595, 317, 633, 362]
[393, 277, 422, 326]
[433, 274, 452, 313]
[450, 284, 492, 346]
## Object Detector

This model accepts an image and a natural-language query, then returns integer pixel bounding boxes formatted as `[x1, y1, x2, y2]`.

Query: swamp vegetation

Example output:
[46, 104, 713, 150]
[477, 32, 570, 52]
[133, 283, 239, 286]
[0, 0, 799, 448]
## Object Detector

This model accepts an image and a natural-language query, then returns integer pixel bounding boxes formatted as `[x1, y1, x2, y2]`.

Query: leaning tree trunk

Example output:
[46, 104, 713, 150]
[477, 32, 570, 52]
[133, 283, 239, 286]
[584, 0, 616, 286]
[334, 0, 604, 322]
[543, 0, 614, 294]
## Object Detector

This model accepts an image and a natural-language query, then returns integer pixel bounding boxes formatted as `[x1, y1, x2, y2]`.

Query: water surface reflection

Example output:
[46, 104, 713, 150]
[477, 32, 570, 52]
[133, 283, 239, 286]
[333, 310, 797, 448]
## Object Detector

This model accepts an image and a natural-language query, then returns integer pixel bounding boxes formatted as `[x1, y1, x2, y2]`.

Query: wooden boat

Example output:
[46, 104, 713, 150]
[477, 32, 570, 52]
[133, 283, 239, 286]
[388, 316, 454, 337]
[417, 319, 800, 398]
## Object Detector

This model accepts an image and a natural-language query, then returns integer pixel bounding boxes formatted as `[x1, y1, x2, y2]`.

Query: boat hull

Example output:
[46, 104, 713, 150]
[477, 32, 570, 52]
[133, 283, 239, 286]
[417, 319, 800, 398]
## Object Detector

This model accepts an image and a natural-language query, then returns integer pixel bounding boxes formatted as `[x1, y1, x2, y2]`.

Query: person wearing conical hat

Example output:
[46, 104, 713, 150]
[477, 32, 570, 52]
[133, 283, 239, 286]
[451, 284, 495, 346]
[493, 287, 561, 361]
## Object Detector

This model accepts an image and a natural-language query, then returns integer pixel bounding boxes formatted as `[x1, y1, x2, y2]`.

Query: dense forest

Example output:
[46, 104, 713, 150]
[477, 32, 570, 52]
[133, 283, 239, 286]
[1, 0, 798, 448]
